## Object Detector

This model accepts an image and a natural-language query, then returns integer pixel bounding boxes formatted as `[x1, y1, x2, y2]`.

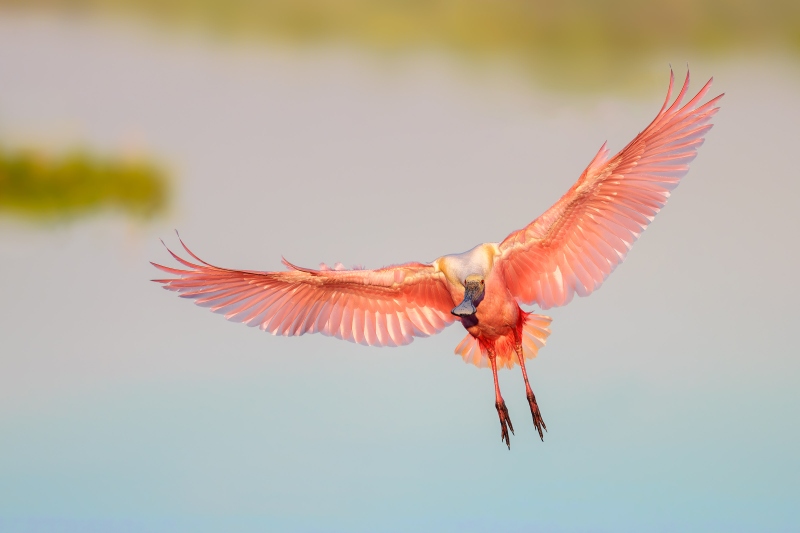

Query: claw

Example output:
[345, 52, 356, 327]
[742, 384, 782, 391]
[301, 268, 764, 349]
[527, 391, 547, 441]
[495, 400, 514, 449]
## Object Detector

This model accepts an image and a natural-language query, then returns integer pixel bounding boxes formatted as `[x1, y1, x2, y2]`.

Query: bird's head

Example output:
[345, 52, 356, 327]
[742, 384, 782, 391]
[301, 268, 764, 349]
[451, 274, 485, 317]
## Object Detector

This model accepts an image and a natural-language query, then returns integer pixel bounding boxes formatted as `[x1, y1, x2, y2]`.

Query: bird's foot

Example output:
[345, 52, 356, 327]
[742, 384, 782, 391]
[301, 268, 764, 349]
[526, 391, 547, 441]
[495, 400, 514, 449]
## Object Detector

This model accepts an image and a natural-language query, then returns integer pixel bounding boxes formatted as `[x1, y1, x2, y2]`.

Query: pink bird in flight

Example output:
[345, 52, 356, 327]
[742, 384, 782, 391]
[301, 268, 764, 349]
[153, 70, 722, 448]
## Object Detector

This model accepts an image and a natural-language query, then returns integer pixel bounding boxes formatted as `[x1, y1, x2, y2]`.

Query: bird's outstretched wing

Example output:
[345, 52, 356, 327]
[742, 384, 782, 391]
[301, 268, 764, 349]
[152, 238, 457, 347]
[497, 70, 722, 309]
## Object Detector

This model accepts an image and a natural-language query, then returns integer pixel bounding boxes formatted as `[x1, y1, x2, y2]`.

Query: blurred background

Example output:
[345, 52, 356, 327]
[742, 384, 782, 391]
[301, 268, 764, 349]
[1, 1, 798, 532]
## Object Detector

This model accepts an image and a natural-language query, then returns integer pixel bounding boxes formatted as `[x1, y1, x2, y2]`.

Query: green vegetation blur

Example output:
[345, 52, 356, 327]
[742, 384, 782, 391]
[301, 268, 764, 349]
[0, 147, 168, 222]
[0, 0, 796, 222]
[8, 0, 799, 86]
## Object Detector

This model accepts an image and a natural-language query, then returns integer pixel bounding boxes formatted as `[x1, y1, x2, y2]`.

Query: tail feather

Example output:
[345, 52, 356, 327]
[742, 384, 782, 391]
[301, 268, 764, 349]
[453, 312, 552, 369]
[454, 333, 486, 367]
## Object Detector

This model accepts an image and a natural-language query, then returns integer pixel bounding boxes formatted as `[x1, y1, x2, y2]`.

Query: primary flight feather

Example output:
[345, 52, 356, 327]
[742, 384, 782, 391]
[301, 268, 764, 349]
[153, 70, 722, 448]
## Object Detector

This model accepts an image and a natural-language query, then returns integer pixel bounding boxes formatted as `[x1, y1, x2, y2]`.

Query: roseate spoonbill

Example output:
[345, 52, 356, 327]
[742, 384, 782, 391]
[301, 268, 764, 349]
[153, 70, 721, 449]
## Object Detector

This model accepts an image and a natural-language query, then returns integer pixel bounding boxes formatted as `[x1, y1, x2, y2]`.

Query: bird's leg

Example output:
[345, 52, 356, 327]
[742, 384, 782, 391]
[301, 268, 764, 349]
[514, 342, 547, 441]
[488, 347, 514, 449]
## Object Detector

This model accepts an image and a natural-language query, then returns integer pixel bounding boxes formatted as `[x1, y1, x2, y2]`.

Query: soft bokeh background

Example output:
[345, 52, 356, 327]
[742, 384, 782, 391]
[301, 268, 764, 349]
[1, 2, 798, 532]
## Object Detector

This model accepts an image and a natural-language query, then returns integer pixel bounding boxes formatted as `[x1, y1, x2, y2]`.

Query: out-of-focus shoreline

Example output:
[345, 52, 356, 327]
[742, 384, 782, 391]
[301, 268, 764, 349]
[1, 0, 798, 90]
[0, 146, 168, 222]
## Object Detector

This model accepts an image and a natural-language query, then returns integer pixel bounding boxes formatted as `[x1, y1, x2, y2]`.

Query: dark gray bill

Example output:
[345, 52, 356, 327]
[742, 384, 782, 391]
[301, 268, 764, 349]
[451, 281, 482, 317]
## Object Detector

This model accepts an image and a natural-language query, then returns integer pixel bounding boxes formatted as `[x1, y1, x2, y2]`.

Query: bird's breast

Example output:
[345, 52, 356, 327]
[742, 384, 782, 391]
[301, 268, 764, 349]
[462, 271, 519, 341]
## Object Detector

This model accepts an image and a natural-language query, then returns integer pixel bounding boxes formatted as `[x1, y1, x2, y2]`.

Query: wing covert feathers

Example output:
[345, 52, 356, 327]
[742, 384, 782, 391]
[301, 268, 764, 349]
[498, 70, 722, 309]
[152, 238, 457, 347]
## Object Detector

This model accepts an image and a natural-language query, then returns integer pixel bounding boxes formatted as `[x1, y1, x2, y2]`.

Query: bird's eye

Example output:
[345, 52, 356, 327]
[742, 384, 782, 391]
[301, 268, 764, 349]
[481, 280, 484, 285]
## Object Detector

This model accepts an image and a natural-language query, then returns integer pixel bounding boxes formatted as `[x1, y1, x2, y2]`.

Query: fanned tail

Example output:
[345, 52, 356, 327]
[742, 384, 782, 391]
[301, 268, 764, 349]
[454, 333, 486, 368]
[520, 312, 552, 361]
[454, 312, 552, 369]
